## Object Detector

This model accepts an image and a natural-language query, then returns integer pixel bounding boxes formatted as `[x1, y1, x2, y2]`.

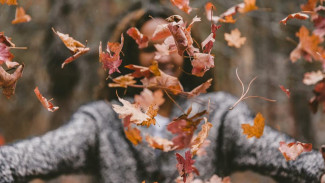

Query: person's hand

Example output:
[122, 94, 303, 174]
[321, 174, 325, 183]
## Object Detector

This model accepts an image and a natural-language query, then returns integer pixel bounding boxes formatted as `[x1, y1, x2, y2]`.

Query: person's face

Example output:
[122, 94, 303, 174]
[139, 18, 184, 77]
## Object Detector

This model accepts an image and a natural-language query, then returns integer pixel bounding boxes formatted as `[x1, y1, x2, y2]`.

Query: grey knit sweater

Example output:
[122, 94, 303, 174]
[0, 92, 324, 183]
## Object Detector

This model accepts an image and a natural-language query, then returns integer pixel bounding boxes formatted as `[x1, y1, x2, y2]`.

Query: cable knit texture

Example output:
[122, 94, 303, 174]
[0, 92, 324, 183]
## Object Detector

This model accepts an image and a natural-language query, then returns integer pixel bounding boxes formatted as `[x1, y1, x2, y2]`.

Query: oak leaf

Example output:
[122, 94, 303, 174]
[278, 141, 312, 161]
[280, 13, 309, 25]
[224, 29, 246, 48]
[126, 27, 149, 49]
[241, 112, 264, 138]
[52, 28, 90, 68]
[11, 7, 31, 24]
[34, 87, 59, 112]
[0, 65, 23, 98]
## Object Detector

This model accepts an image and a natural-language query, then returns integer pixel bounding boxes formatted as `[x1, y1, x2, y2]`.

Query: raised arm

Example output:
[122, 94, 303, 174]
[213, 93, 325, 183]
[0, 101, 108, 183]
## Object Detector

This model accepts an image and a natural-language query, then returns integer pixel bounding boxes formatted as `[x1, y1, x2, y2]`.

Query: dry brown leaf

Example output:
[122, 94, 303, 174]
[34, 87, 59, 112]
[224, 29, 246, 48]
[241, 112, 264, 138]
[146, 135, 176, 152]
[0, 65, 23, 98]
[108, 74, 136, 88]
[134, 89, 165, 110]
[191, 118, 212, 156]
[124, 126, 142, 145]
[280, 13, 309, 25]
[11, 7, 31, 24]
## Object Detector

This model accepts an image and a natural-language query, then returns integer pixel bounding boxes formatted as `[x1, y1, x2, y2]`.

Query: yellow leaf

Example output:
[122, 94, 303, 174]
[241, 112, 265, 138]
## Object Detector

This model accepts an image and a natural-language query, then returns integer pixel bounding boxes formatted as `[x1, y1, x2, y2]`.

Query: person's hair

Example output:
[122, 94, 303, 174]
[96, 1, 215, 101]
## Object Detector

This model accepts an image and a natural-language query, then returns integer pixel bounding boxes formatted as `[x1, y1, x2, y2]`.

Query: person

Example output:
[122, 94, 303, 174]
[0, 2, 325, 183]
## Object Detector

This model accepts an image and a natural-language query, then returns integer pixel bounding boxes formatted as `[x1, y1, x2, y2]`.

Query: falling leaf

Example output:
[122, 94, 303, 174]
[149, 60, 161, 76]
[219, 15, 237, 23]
[300, 0, 318, 11]
[168, 22, 188, 56]
[0, 32, 15, 47]
[238, 0, 258, 13]
[191, 53, 215, 77]
[34, 87, 59, 112]
[176, 150, 198, 183]
[170, 0, 192, 14]
[11, 7, 32, 24]
[52, 28, 90, 68]
[278, 141, 312, 161]
[126, 27, 149, 49]
[224, 29, 246, 48]
[279, 85, 291, 98]
[140, 105, 158, 127]
[241, 112, 265, 138]
[112, 97, 157, 127]
[0, 0, 17, 5]
[303, 70, 324, 85]
[202, 24, 221, 54]
[280, 13, 309, 25]
[154, 43, 170, 60]
[187, 79, 212, 98]
[0, 43, 14, 65]
[190, 118, 212, 156]
[134, 89, 165, 110]
[195, 140, 211, 157]
[151, 24, 171, 41]
[0, 65, 23, 98]
[145, 135, 176, 152]
[309, 79, 325, 113]
[108, 74, 136, 88]
[290, 26, 324, 63]
[124, 126, 142, 145]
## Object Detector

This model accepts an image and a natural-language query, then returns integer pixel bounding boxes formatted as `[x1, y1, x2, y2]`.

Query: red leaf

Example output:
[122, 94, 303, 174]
[191, 53, 215, 77]
[176, 150, 197, 183]
[278, 141, 312, 161]
[309, 79, 325, 113]
[170, 0, 192, 14]
[126, 27, 149, 49]
[0, 43, 14, 65]
[280, 13, 309, 25]
[279, 85, 291, 98]
[34, 87, 59, 112]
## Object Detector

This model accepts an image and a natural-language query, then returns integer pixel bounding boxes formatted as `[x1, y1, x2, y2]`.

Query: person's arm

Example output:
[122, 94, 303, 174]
[0, 101, 107, 183]
[214, 93, 325, 183]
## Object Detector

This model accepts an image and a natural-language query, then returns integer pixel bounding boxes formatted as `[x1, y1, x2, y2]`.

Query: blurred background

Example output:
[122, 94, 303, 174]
[0, 0, 325, 182]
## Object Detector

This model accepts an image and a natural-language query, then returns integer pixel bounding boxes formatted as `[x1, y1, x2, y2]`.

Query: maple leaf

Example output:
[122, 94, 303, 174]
[126, 27, 149, 49]
[303, 70, 324, 85]
[145, 135, 176, 152]
[309, 79, 325, 113]
[187, 79, 212, 98]
[191, 53, 215, 77]
[11, 7, 32, 24]
[279, 85, 290, 98]
[224, 29, 246, 48]
[124, 126, 142, 145]
[241, 112, 265, 138]
[170, 0, 192, 14]
[112, 97, 157, 127]
[134, 89, 165, 110]
[176, 150, 198, 183]
[0, 65, 23, 98]
[278, 141, 312, 161]
[238, 0, 258, 13]
[108, 74, 136, 88]
[205, 2, 241, 24]
[0, 0, 17, 5]
[52, 28, 90, 68]
[290, 26, 324, 63]
[34, 87, 59, 112]
[219, 15, 237, 24]
[190, 118, 213, 156]
[280, 13, 309, 25]
[300, 0, 318, 11]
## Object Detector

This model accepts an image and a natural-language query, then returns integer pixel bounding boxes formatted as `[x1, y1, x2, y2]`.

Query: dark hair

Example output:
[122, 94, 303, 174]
[96, 1, 215, 101]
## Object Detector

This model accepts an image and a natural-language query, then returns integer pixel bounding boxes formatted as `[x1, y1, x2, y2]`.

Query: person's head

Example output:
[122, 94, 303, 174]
[97, 1, 214, 100]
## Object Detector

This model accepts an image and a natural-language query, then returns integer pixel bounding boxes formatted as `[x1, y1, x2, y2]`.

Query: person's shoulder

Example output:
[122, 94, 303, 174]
[74, 100, 117, 120]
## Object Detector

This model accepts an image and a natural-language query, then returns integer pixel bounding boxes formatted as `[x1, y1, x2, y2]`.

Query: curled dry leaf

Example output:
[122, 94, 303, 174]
[11, 7, 32, 24]
[224, 29, 246, 48]
[52, 28, 90, 68]
[278, 141, 312, 161]
[134, 89, 165, 110]
[145, 135, 176, 152]
[241, 112, 265, 138]
[280, 13, 309, 25]
[34, 87, 59, 112]
[191, 53, 215, 77]
[303, 70, 324, 85]
[170, 0, 192, 14]
[238, 0, 258, 13]
[126, 27, 149, 49]
[0, 65, 23, 98]
[187, 79, 212, 98]
[108, 74, 136, 88]
[124, 126, 142, 145]
[0, 0, 17, 5]
[191, 118, 212, 156]
[279, 85, 291, 98]
[0, 32, 15, 47]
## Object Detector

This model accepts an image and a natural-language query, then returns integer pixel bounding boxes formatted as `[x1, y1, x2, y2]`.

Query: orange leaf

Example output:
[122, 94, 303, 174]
[187, 78, 212, 97]
[126, 27, 149, 49]
[124, 126, 142, 145]
[224, 29, 246, 48]
[11, 7, 31, 24]
[280, 13, 309, 25]
[146, 135, 176, 152]
[134, 89, 165, 110]
[241, 112, 264, 138]
[300, 0, 318, 11]
[0, 0, 17, 5]
[278, 141, 312, 161]
[108, 74, 136, 88]
[0, 65, 23, 98]
[190, 118, 212, 156]
[151, 23, 171, 41]
[170, 0, 192, 14]
[52, 28, 90, 68]
[34, 87, 59, 112]
[238, 0, 258, 13]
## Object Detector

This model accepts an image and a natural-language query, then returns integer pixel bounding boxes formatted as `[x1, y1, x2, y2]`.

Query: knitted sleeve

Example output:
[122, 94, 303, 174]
[214, 92, 325, 183]
[0, 101, 106, 183]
